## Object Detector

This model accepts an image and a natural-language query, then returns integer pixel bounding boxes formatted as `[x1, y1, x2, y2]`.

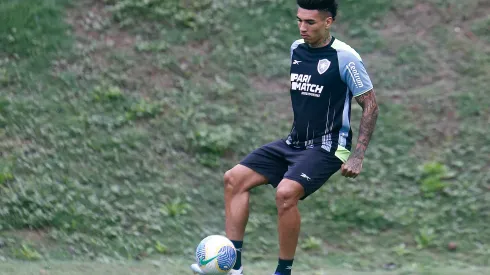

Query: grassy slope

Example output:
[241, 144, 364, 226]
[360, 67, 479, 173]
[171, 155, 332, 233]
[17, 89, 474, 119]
[0, 0, 489, 272]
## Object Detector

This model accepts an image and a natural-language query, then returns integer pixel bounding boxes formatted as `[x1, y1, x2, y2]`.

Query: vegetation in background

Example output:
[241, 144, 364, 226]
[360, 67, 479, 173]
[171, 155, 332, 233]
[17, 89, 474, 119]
[1, 0, 489, 272]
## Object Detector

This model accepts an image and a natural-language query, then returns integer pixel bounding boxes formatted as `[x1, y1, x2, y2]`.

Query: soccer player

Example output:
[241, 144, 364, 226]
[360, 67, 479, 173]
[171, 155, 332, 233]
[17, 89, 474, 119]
[191, 0, 379, 274]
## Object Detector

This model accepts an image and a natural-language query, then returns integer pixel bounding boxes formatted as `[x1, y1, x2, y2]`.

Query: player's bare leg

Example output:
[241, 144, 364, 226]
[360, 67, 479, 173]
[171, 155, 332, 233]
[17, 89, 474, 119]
[191, 165, 265, 274]
[224, 164, 267, 273]
[275, 179, 304, 274]
[224, 164, 266, 239]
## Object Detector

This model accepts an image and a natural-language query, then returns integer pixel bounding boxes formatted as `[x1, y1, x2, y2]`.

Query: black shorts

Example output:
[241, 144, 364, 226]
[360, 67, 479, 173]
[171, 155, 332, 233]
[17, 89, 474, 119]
[239, 139, 344, 200]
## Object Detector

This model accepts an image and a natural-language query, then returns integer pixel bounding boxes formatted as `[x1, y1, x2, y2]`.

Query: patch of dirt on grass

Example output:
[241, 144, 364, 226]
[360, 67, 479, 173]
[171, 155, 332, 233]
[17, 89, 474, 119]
[63, 1, 178, 93]
[250, 76, 289, 94]
[0, 138, 32, 157]
[66, 1, 135, 49]
[6, 229, 52, 245]
[390, 2, 444, 36]
[249, 76, 292, 119]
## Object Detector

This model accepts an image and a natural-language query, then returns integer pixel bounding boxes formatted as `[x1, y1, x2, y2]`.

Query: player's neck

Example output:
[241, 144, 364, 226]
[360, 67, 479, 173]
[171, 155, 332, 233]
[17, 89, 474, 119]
[308, 33, 332, 48]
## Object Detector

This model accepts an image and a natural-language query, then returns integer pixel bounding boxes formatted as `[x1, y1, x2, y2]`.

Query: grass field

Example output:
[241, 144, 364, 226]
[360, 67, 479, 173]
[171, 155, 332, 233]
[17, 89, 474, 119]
[1, 0, 489, 274]
[1, 258, 490, 275]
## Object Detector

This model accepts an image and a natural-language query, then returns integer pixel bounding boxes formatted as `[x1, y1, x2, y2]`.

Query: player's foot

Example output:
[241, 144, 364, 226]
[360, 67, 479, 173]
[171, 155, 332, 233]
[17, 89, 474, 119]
[190, 263, 204, 274]
[190, 264, 244, 275]
[228, 266, 244, 274]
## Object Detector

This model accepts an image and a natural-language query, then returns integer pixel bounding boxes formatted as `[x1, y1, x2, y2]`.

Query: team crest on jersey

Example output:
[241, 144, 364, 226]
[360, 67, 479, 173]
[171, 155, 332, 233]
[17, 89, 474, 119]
[317, 59, 331, 75]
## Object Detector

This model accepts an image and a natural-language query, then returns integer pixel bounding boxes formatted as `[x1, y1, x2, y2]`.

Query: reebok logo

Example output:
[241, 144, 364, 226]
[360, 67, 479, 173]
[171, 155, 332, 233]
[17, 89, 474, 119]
[293, 60, 302, 65]
[300, 173, 311, 181]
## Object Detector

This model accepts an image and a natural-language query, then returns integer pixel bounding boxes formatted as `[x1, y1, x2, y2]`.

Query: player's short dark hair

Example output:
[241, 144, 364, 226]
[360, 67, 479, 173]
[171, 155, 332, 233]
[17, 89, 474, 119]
[296, 0, 338, 20]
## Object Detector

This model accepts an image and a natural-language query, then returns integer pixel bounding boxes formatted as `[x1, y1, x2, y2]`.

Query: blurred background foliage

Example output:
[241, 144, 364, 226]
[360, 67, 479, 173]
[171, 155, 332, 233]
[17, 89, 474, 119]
[0, 0, 489, 272]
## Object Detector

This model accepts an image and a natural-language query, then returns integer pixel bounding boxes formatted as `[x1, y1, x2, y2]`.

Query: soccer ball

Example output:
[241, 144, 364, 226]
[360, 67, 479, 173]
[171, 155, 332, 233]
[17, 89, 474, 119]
[195, 235, 237, 274]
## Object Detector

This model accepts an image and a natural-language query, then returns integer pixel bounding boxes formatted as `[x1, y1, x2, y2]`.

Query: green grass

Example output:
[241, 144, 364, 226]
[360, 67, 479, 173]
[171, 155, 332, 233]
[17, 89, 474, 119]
[472, 15, 490, 42]
[0, 0, 72, 71]
[1, 0, 490, 273]
[1, 258, 490, 275]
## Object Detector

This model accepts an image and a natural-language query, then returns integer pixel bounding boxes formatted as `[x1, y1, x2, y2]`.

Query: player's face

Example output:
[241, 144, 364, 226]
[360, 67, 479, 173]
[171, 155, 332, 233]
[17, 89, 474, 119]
[296, 7, 333, 46]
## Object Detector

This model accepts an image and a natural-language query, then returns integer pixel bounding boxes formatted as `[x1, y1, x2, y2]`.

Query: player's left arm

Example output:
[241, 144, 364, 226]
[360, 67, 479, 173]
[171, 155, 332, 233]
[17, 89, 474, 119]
[336, 50, 379, 178]
[341, 90, 379, 178]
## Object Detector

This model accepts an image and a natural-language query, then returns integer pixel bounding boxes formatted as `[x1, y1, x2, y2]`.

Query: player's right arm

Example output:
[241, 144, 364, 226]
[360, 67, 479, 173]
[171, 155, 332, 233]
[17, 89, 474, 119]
[290, 39, 304, 61]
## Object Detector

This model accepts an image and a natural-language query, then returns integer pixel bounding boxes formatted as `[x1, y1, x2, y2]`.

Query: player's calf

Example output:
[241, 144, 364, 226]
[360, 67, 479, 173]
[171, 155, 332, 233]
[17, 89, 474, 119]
[275, 179, 304, 275]
[224, 165, 267, 271]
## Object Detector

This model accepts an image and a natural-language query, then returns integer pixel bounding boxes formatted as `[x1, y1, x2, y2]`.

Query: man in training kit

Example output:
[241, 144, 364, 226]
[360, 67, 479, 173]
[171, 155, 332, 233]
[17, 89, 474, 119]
[191, 0, 379, 274]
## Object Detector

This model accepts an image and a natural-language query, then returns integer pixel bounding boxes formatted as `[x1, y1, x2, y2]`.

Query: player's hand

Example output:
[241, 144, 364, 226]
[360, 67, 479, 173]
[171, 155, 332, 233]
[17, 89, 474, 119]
[341, 157, 363, 178]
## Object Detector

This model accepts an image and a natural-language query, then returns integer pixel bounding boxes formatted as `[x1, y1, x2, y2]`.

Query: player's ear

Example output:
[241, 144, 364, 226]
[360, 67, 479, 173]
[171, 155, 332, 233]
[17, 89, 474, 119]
[325, 16, 333, 30]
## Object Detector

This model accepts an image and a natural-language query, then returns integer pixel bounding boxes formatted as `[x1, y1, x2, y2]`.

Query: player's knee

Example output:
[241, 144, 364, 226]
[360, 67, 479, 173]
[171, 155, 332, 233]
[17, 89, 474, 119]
[275, 185, 300, 213]
[224, 169, 241, 194]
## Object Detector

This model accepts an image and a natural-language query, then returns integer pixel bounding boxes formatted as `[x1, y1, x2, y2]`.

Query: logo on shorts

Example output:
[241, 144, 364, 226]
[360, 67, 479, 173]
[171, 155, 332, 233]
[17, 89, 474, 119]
[300, 173, 311, 181]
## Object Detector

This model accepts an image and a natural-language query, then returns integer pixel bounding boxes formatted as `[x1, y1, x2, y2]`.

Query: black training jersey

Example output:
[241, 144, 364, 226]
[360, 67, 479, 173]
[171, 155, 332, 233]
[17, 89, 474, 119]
[285, 37, 373, 155]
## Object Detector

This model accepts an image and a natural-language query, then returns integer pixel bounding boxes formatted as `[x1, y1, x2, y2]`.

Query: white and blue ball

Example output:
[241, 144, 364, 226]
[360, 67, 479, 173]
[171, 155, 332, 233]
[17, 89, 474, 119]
[195, 235, 237, 274]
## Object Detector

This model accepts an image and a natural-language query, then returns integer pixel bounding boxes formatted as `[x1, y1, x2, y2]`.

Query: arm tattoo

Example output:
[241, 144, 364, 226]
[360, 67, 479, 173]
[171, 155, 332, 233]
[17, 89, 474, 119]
[352, 90, 379, 160]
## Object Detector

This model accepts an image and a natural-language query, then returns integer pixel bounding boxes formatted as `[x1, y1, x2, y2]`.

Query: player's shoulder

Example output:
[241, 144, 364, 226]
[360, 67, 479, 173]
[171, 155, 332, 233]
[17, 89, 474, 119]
[290, 39, 305, 50]
[331, 38, 363, 62]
